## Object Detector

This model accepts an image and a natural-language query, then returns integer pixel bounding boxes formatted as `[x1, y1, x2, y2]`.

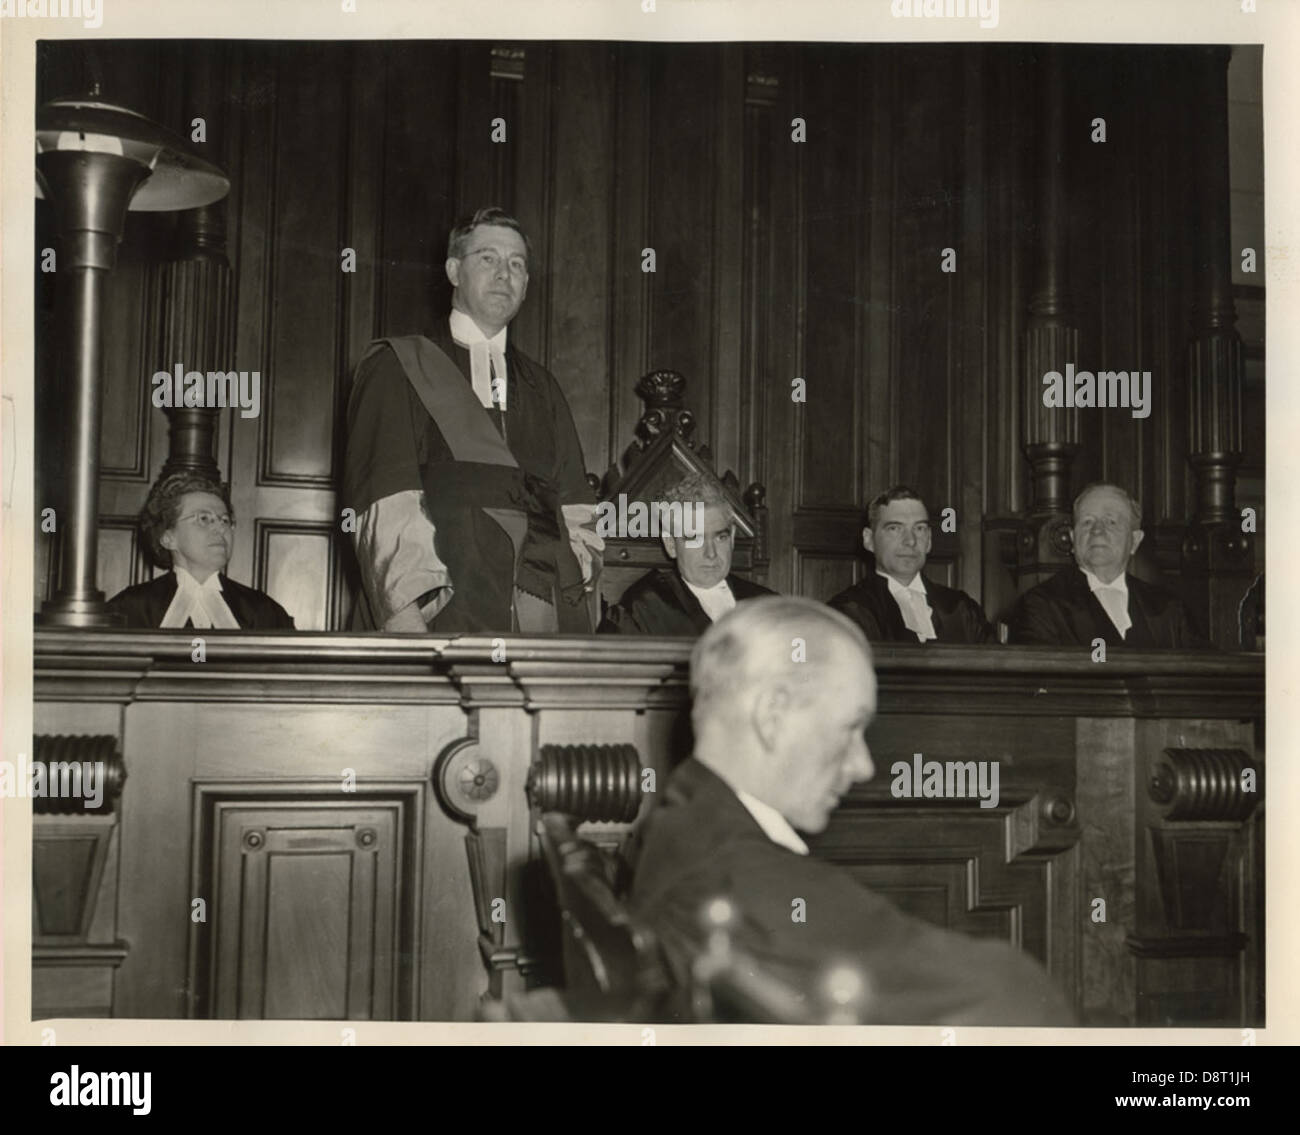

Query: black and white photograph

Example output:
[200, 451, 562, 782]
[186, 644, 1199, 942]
[2, 0, 1292, 1062]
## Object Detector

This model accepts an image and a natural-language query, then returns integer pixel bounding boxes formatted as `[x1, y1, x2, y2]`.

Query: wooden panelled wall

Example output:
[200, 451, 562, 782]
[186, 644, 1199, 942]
[35, 41, 1263, 630]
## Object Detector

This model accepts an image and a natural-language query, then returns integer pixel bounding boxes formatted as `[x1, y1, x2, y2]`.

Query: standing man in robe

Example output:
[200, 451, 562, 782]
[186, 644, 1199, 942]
[344, 207, 602, 633]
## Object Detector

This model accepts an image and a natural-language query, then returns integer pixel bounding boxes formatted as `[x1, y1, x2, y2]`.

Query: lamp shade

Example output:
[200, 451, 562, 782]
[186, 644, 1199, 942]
[36, 97, 229, 212]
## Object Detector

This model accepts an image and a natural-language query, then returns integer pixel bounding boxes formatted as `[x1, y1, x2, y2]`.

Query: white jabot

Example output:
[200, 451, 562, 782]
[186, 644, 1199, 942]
[449, 309, 508, 411]
[684, 578, 736, 623]
[1083, 568, 1131, 638]
[161, 567, 240, 630]
[735, 789, 810, 856]
[878, 569, 936, 642]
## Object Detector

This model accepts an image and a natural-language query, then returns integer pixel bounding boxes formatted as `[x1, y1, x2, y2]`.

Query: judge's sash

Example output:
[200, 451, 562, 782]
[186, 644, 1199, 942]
[363, 335, 528, 577]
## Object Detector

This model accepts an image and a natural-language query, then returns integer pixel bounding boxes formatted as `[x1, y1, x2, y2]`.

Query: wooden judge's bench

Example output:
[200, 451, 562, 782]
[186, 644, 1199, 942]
[31, 631, 1263, 1027]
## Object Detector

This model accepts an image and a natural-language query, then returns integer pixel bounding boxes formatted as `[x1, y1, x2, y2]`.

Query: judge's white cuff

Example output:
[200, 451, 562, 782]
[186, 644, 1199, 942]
[356, 491, 452, 626]
[561, 502, 605, 585]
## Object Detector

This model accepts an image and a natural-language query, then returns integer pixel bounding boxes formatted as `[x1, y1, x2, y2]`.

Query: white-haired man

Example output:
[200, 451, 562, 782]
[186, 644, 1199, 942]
[629, 596, 1073, 1025]
[1009, 482, 1209, 648]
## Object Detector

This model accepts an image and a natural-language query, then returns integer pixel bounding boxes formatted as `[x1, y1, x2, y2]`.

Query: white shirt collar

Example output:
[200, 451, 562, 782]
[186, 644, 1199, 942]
[449, 310, 509, 410]
[175, 565, 222, 592]
[734, 789, 810, 856]
[877, 568, 927, 597]
[698, 759, 809, 855]
[683, 577, 735, 622]
[1082, 567, 1128, 596]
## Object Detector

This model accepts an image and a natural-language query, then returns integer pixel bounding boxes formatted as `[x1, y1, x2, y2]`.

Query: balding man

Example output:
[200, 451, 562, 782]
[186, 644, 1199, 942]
[1008, 482, 1210, 648]
[629, 596, 1073, 1025]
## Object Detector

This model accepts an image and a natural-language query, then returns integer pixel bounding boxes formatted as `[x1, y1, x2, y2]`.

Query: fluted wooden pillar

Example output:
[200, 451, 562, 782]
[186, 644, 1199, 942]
[1011, 47, 1080, 587]
[1180, 47, 1254, 648]
[155, 204, 233, 484]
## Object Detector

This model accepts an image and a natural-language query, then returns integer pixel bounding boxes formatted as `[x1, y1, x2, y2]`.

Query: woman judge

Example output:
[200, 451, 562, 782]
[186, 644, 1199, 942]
[107, 473, 295, 630]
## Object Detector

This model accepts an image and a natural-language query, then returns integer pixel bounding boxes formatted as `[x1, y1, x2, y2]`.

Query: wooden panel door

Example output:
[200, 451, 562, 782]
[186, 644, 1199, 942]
[205, 800, 407, 1020]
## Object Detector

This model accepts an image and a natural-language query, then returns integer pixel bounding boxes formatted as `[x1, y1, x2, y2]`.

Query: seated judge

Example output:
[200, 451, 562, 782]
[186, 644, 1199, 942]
[629, 597, 1073, 1025]
[1008, 482, 1209, 649]
[106, 473, 295, 630]
[598, 472, 775, 635]
[827, 485, 995, 644]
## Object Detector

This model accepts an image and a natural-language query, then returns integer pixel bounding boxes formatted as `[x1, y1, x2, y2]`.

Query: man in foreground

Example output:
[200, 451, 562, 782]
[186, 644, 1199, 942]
[1008, 482, 1209, 648]
[828, 486, 995, 644]
[629, 596, 1073, 1025]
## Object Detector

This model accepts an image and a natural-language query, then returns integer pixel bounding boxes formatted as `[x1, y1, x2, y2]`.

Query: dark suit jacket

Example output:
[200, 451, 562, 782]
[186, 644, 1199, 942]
[107, 572, 296, 630]
[628, 759, 1073, 1025]
[1007, 563, 1210, 649]
[828, 569, 996, 645]
[598, 569, 775, 636]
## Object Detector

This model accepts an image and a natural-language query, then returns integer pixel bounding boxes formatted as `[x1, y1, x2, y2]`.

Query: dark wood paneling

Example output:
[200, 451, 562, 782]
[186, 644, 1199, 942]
[30, 41, 1263, 631]
[261, 43, 348, 487]
[800, 48, 863, 510]
[545, 45, 615, 474]
[646, 46, 718, 440]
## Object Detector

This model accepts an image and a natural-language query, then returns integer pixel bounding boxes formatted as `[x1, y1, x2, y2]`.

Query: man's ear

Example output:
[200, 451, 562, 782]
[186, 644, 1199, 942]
[661, 532, 678, 560]
[862, 528, 874, 554]
[1129, 528, 1145, 558]
[445, 257, 461, 288]
[750, 678, 793, 752]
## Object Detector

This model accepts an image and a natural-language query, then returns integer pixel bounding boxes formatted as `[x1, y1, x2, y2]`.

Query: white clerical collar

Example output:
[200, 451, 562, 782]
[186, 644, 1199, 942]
[449, 309, 509, 410]
[1082, 567, 1128, 596]
[877, 569, 926, 597]
[683, 577, 735, 622]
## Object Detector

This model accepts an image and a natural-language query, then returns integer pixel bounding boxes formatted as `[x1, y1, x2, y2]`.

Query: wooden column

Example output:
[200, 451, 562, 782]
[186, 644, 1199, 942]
[1006, 48, 1080, 591]
[1180, 47, 1255, 648]
[155, 205, 233, 484]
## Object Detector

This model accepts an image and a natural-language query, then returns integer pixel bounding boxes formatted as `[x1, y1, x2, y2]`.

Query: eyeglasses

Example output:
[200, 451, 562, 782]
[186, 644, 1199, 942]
[177, 510, 235, 531]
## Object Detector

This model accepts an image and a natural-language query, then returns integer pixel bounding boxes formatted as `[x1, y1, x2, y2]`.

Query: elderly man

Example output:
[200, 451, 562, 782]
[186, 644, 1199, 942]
[598, 472, 774, 635]
[343, 207, 601, 633]
[1008, 482, 1209, 648]
[629, 596, 1073, 1025]
[828, 486, 995, 644]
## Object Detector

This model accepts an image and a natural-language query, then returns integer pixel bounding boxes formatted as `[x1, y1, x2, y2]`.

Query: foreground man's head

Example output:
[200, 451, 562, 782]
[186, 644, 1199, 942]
[689, 596, 876, 833]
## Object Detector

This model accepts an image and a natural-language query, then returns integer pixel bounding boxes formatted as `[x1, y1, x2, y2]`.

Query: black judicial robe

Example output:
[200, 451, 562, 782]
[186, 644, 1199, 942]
[827, 568, 996, 645]
[598, 569, 776, 636]
[343, 323, 595, 633]
[628, 759, 1074, 1026]
[106, 572, 295, 630]
[1007, 564, 1211, 649]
